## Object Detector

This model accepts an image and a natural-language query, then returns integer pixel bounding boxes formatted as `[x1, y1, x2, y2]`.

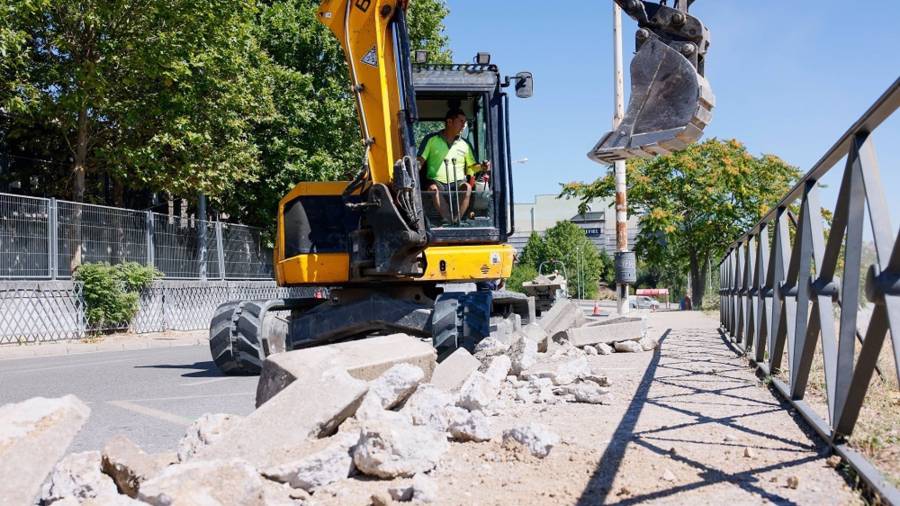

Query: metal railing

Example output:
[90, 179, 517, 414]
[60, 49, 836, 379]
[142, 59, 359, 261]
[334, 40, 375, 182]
[0, 193, 274, 280]
[719, 78, 900, 502]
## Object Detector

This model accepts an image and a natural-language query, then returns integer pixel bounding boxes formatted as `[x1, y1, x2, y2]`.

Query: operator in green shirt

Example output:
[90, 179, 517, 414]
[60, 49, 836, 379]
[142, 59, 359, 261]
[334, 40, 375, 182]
[417, 108, 490, 223]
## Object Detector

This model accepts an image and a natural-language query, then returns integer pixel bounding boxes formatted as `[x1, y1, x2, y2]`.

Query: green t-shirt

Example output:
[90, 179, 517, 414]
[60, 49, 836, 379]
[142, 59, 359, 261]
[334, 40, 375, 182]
[417, 132, 477, 184]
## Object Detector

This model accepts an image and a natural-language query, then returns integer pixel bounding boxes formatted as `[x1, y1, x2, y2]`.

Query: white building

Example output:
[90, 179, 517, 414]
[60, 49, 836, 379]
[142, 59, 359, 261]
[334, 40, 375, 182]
[509, 194, 640, 256]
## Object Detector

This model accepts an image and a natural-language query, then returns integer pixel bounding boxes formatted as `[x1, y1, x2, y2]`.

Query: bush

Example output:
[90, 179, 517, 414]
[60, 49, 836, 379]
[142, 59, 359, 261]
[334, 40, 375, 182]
[74, 262, 162, 330]
[506, 263, 538, 294]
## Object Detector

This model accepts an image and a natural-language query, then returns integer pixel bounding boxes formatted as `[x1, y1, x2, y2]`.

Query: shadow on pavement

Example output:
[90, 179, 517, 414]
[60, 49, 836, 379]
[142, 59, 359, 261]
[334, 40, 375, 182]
[575, 325, 830, 505]
[135, 360, 224, 378]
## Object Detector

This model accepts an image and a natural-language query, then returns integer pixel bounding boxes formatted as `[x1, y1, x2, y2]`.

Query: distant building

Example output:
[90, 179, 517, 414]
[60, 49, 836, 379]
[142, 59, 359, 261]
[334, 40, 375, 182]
[509, 194, 640, 257]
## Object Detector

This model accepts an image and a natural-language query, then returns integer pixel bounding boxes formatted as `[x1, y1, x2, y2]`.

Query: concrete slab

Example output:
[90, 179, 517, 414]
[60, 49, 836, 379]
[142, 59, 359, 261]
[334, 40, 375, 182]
[0, 395, 90, 506]
[564, 317, 646, 347]
[256, 333, 437, 407]
[194, 368, 367, 468]
[538, 299, 580, 338]
[430, 348, 481, 392]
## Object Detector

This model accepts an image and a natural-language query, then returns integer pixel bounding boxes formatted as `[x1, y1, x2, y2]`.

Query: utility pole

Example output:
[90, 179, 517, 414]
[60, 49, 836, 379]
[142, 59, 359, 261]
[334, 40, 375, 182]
[613, 3, 631, 315]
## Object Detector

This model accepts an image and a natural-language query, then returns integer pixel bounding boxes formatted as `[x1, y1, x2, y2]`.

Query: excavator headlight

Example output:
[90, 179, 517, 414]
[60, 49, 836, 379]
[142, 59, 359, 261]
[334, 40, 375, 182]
[414, 50, 428, 64]
[475, 52, 491, 65]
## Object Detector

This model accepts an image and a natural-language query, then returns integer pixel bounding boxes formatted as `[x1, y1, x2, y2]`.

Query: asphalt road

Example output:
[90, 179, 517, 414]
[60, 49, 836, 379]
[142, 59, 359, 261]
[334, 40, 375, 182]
[0, 345, 257, 454]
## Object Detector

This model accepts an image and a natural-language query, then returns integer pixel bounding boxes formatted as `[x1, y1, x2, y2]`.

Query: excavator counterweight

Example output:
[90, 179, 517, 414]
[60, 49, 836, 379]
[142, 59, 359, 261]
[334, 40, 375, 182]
[590, 0, 714, 163]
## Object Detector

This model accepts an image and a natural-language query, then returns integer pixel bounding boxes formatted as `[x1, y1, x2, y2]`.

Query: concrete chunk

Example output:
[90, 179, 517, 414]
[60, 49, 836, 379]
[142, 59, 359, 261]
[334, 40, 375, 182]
[196, 368, 367, 468]
[431, 348, 481, 392]
[564, 317, 646, 347]
[0, 395, 90, 506]
[353, 418, 448, 479]
[176, 413, 243, 462]
[502, 423, 559, 458]
[256, 333, 436, 407]
[521, 322, 549, 352]
[39, 451, 118, 504]
[101, 436, 170, 498]
[262, 432, 357, 492]
[138, 459, 265, 506]
[401, 385, 456, 432]
[538, 299, 580, 336]
[615, 340, 643, 353]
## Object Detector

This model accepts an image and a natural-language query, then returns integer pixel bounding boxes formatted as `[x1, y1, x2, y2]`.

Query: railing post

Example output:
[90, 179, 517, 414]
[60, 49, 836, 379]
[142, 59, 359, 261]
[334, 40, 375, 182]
[48, 198, 58, 280]
[145, 211, 155, 269]
[198, 194, 208, 281]
[215, 220, 226, 280]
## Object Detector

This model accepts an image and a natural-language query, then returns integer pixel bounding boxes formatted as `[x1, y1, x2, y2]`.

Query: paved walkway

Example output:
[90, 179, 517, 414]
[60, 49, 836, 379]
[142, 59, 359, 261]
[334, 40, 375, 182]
[573, 311, 859, 505]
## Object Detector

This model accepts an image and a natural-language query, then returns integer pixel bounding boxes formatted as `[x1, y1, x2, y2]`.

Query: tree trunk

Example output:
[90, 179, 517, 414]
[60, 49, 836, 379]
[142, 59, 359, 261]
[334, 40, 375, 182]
[69, 105, 89, 272]
[689, 250, 709, 309]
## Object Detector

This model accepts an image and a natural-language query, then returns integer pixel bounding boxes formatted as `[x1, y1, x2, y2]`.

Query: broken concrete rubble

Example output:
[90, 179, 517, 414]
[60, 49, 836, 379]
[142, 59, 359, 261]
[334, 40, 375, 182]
[446, 407, 493, 442]
[430, 348, 480, 392]
[522, 356, 591, 386]
[521, 322, 549, 352]
[614, 340, 643, 353]
[195, 367, 367, 467]
[572, 382, 611, 405]
[484, 355, 512, 389]
[137, 459, 266, 506]
[538, 299, 581, 339]
[363, 363, 425, 410]
[255, 333, 436, 407]
[389, 474, 438, 503]
[39, 451, 118, 504]
[101, 436, 170, 498]
[0, 395, 90, 506]
[176, 413, 243, 462]
[639, 336, 659, 351]
[596, 343, 614, 355]
[502, 423, 560, 458]
[353, 417, 449, 479]
[507, 334, 538, 376]
[563, 316, 646, 347]
[262, 432, 357, 492]
[457, 370, 501, 412]
[401, 384, 455, 432]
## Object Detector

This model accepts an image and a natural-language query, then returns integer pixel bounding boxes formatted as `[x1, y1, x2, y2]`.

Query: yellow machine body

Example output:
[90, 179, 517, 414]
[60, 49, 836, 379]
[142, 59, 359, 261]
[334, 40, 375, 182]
[274, 182, 514, 286]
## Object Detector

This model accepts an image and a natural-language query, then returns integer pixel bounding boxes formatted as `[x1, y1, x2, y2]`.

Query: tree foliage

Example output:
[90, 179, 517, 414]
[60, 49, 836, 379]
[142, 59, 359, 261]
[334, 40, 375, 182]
[516, 224, 611, 299]
[1, 0, 452, 228]
[563, 139, 800, 307]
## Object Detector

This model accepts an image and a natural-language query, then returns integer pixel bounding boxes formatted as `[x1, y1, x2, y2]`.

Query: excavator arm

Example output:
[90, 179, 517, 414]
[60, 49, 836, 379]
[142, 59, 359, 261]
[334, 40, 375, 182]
[590, 0, 715, 162]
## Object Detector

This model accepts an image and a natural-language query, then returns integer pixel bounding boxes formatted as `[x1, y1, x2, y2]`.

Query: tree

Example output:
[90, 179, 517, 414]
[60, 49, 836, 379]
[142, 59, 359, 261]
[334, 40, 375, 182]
[563, 139, 800, 307]
[517, 222, 609, 299]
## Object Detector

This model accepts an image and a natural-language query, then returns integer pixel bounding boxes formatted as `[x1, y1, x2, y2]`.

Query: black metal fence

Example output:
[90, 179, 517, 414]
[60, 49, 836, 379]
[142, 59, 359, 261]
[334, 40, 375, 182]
[0, 193, 273, 280]
[719, 79, 899, 502]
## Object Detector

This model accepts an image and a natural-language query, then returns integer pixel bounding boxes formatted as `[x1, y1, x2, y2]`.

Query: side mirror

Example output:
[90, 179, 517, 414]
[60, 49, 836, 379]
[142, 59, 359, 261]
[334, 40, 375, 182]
[515, 72, 533, 99]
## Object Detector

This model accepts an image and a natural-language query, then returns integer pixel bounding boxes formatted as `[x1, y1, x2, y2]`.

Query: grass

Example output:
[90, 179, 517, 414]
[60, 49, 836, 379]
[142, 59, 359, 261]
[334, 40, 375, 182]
[771, 304, 900, 496]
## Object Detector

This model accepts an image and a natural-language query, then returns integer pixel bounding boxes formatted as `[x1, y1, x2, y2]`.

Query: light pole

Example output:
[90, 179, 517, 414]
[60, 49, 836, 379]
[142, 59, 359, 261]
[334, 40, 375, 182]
[613, 3, 631, 316]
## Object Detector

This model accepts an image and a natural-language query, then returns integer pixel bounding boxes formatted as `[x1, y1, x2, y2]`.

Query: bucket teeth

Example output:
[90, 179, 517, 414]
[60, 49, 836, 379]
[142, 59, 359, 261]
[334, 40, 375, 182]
[589, 37, 714, 164]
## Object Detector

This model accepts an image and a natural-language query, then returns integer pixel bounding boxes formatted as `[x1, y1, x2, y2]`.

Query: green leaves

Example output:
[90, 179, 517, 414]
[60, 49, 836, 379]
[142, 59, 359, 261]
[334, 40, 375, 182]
[563, 139, 800, 306]
[74, 262, 161, 330]
[516, 223, 612, 299]
[2, 0, 453, 228]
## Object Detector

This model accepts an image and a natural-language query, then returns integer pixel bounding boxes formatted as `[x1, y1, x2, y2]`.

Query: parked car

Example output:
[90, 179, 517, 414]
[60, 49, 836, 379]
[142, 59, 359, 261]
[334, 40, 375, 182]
[630, 295, 660, 310]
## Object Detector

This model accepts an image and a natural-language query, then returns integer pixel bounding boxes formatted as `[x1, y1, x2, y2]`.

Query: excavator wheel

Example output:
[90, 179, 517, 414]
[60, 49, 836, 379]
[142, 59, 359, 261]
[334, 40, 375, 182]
[209, 301, 288, 375]
[590, 37, 714, 163]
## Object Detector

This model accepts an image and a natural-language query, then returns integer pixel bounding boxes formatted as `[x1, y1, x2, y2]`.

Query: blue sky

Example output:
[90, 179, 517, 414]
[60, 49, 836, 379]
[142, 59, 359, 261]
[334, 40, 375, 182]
[443, 1, 900, 225]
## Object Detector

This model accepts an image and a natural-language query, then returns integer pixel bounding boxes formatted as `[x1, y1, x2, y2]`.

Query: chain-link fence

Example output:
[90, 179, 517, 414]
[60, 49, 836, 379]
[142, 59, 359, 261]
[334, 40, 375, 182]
[0, 280, 315, 344]
[0, 192, 274, 280]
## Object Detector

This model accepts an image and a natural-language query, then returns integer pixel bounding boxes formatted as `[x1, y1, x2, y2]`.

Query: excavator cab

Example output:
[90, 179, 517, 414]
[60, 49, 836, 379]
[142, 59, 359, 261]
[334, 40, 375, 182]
[590, 0, 714, 162]
[411, 63, 518, 244]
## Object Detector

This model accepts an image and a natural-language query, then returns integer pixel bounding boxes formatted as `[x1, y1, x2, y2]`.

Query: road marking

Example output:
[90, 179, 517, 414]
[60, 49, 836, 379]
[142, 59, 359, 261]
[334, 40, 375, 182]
[116, 391, 256, 403]
[0, 357, 137, 375]
[107, 400, 194, 426]
[181, 377, 232, 387]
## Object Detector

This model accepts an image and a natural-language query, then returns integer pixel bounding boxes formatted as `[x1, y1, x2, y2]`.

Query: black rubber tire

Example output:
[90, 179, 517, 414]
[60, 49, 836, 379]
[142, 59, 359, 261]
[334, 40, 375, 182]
[208, 301, 263, 376]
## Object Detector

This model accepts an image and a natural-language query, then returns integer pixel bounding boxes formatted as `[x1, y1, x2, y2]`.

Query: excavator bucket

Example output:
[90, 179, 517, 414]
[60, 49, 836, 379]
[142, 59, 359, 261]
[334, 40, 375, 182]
[590, 37, 714, 163]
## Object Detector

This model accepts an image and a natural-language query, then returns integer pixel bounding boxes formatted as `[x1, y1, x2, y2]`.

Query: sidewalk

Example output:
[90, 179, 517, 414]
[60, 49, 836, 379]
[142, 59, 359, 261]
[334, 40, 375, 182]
[0, 330, 206, 361]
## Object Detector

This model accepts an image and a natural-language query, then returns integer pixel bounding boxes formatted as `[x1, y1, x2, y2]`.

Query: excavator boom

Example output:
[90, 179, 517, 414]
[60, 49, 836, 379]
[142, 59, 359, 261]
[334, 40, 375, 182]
[590, 0, 714, 163]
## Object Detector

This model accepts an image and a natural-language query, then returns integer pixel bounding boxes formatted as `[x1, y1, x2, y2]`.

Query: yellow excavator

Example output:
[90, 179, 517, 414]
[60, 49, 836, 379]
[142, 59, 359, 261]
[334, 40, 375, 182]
[209, 0, 714, 374]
